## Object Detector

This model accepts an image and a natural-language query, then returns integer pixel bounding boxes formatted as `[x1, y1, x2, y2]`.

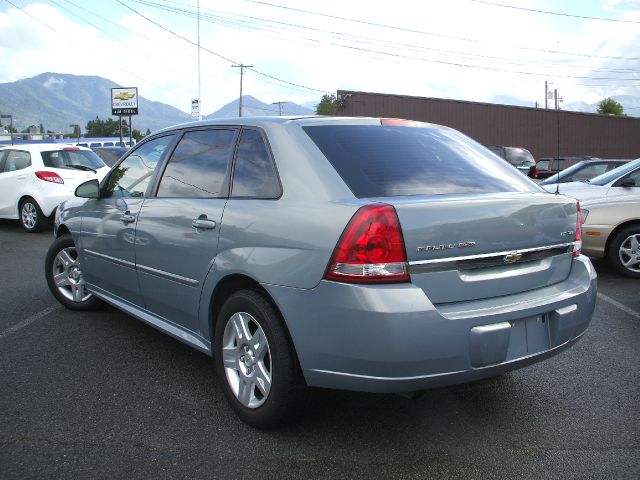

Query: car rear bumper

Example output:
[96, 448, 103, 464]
[265, 255, 597, 393]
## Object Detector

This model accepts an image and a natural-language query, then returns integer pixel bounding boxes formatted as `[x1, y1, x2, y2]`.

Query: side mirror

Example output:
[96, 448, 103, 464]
[75, 179, 100, 198]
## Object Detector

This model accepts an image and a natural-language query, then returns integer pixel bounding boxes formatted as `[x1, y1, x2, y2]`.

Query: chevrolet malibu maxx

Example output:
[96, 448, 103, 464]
[45, 117, 597, 428]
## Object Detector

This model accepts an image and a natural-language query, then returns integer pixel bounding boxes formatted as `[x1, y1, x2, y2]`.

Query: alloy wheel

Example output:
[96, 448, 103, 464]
[21, 202, 38, 230]
[618, 233, 640, 274]
[221, 312, 272, 409]
[52, 247, 92, 303]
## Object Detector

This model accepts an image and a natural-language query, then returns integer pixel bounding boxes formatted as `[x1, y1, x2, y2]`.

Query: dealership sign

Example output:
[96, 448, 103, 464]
[111, 87, 139, 115]
[191, 99, 200, 119]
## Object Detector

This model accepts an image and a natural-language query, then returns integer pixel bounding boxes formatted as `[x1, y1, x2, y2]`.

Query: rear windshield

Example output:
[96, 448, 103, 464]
[504, 147, 534, 165]
[303, 125, 537, 197]
[41, 149, 105, 170]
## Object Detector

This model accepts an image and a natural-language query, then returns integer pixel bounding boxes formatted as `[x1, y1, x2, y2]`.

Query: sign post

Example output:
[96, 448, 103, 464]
[112, 87, 138, 146]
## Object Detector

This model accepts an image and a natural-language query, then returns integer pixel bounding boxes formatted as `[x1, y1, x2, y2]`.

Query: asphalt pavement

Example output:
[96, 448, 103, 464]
[0, 219, 638, 479]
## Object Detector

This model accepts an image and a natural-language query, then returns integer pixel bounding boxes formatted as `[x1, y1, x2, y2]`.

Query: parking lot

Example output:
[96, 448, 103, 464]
[1, 219, 638, 479]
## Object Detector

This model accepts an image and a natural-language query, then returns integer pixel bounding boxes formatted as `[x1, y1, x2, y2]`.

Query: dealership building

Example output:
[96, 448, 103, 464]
[336, 90, 640, 160]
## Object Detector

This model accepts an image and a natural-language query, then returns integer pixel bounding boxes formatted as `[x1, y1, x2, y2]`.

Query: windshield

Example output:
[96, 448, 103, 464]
[41, 149, 106, 170]
[588, 158, 640, 186]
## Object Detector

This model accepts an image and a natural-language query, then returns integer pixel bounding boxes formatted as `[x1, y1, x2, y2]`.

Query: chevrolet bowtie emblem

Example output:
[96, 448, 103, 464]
[503, 252, 523, 264]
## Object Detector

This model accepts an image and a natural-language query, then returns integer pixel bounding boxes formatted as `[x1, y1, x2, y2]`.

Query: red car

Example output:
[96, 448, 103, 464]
[530, 156, 595, 179]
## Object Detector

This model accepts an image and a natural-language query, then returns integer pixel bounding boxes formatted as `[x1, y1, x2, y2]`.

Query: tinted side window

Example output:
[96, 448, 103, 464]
[304, 125, 536, 197]
[106, 135, 174, 198]
[3, 150, 31, 172]
[157, 129, 235, 198]
[572, 163, 609, 182]
[505, 148, 534, 165]
[232, 129, 281, 198]
[537, 159, 550, 170]
[0, 150, 6, 172]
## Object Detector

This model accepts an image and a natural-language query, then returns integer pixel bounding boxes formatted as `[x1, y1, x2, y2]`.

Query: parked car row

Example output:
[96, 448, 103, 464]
[542, 158, 640, 278]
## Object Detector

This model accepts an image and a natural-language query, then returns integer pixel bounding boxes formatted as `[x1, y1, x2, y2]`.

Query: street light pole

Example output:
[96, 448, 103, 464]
[1, 114, 14, 145]
[69, 124, 80, 145]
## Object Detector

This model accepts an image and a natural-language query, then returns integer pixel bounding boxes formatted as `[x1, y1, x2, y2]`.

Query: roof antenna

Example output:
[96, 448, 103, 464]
[555, 88, 561, 195]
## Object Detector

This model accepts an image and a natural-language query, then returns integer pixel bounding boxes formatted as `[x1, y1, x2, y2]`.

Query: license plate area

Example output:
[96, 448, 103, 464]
[507, 315, 550, 359]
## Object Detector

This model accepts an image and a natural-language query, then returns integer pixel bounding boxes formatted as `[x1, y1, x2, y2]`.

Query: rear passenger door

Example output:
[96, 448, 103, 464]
[134, 128, 238, 334]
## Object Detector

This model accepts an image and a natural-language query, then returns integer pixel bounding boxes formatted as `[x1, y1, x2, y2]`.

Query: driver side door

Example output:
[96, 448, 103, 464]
[78, 134, 176, 307]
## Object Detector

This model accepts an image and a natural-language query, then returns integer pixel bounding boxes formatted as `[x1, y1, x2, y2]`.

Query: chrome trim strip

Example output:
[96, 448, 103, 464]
[84, 249, 135, 269]
[136, 264, 199, 288]
[409, 243, 574, 266]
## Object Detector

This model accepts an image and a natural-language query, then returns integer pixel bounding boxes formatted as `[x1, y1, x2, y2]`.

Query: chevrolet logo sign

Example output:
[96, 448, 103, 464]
[503, 252, 523, 264]
[114, 92, 136, 101]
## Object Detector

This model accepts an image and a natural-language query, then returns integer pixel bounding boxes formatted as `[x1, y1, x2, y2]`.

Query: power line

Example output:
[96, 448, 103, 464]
[114, 0, 329, 94]
[123, 0, 640, 87]
[467, 0, 640, 25]
[128, 0, 640, 75]
[242, 0, 640, 61]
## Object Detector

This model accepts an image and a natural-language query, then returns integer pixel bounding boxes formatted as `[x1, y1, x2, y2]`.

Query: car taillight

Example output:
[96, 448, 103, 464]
[324, 204, 410, 283]
[573, 201, 582, 257]
[35, 171, 64, 184]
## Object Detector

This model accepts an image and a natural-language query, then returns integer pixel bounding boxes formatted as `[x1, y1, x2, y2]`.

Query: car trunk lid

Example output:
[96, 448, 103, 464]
[389, 192, 578, 304]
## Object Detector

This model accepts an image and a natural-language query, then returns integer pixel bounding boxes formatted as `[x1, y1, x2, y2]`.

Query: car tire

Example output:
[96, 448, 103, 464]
[45, 234, 103, 310]
[607, 225, 640, 278]
[20, 197, 47, 233]
[214, 289, 305, 428]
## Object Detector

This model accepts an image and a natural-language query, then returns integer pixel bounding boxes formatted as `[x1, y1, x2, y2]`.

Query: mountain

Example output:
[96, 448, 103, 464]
[0, 73, 315, 135]
[0, 73, 191, 134]
[206, 95, 314, 118]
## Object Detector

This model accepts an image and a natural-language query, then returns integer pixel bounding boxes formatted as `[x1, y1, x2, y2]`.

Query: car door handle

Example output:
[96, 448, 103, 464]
[120, 212, 136, 224]
[192, 217, 216, 230]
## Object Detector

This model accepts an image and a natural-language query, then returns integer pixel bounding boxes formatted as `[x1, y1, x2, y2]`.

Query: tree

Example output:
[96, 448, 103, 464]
[132, 129, 143, 141]
[597, 98, 624, 116]
[85, 117, 129, 137]
[315, 94, 337, 115]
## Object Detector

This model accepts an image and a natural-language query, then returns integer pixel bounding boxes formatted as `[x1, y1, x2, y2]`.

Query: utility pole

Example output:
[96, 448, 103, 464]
[232, 64, 253, 117]
[272, 101, 287, 116]
[545, 81, 548, 109]
[554, 89, 558, 110]
[196, 0, 202, 120]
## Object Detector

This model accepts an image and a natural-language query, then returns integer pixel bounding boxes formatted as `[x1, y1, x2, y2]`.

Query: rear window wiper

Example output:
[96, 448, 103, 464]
[67, 164, 97, 174]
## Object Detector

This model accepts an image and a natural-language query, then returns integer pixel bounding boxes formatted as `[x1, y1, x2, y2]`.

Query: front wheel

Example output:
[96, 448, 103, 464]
[214, 290, 305, 428]
[607, 226, 640, 278]
[45, 234, 103, 310]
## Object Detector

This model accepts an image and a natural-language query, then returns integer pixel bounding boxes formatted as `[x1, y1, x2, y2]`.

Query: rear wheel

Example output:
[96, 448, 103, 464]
[20, 198, 47, 233]
[214, 290, 305, 428]
[45, 234, 102, 310]
[607, 226, 640, 278]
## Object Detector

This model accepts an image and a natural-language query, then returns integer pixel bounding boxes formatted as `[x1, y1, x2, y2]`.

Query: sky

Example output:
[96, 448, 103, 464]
[1, 0, 639, 118]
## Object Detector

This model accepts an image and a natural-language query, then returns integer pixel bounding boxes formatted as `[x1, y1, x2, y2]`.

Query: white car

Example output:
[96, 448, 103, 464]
[0, 143, 110, 232]
[542, 158, 640, 201]
[580, 195, 640, 278]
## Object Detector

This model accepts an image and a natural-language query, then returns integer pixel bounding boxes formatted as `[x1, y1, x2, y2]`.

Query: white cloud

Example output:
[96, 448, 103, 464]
[0, 0, 638, 116]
